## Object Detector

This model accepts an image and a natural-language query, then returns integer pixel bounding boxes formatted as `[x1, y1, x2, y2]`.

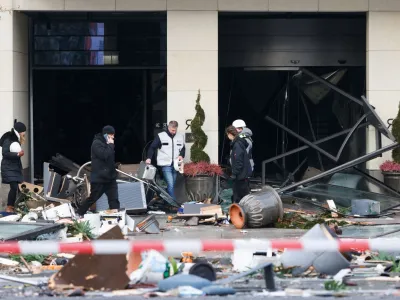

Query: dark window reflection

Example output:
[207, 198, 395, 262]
[33, 69, 167, 176]
[33, 20, 166, 67]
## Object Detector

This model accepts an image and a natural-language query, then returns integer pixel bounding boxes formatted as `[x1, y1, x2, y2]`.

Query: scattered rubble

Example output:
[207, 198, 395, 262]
[0, 154, 399, 298]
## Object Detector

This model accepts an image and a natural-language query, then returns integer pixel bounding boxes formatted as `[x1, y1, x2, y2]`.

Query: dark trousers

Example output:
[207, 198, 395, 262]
[232, 179, 250, 204]
[77, 181, 120, 216]
[7, 182, 18, 206]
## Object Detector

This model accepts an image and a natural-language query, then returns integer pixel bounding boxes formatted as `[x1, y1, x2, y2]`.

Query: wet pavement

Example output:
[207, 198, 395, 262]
[127, 215, 306, 240]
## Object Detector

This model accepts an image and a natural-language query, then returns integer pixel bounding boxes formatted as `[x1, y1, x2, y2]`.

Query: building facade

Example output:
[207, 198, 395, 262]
[0, 0, 399, 180]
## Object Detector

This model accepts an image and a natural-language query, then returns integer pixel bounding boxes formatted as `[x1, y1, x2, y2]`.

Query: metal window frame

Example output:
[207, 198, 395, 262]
[261, 67, 399, 189]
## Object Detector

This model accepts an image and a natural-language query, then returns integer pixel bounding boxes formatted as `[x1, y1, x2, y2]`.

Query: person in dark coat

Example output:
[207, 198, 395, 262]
[0, 122, 27, 212]
[226, 125, 252, 204]
[76, 125, 120, 216]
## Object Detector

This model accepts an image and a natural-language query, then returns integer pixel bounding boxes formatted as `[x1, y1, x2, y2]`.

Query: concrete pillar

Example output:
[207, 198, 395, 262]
[167, 10, 218, 163]
[367, 12, 400, 171]
[0, 2, 30, 178]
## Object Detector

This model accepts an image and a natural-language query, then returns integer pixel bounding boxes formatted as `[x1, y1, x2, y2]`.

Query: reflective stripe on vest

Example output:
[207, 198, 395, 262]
[156, 132, 184, 166]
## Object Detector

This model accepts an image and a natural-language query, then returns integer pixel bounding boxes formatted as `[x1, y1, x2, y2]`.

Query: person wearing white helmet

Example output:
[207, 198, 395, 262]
[232, 119, 254, 172]
[0, 122, 27, 213]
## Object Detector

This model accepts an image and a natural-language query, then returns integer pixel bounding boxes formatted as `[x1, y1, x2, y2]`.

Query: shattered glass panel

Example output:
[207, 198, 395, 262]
[286, 183, 400, 212]
[0, 223, 43, 240]
[328, 170, 400, 198]
[341, 225, 400, 238]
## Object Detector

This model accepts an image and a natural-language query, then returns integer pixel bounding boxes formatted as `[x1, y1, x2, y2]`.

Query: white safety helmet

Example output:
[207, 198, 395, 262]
[232, 119, 246, 128]
[174, 158, 184, 173]
[9, 142, 21, 153]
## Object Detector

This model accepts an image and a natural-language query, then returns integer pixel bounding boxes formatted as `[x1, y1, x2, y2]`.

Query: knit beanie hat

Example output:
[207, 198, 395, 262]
[102, 125, 115, 135]
[14, 122, 26, 133]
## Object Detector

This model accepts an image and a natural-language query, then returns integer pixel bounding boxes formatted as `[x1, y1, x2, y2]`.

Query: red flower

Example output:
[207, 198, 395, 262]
[380, 160, 400, 172]
[183, 161, 223, 177]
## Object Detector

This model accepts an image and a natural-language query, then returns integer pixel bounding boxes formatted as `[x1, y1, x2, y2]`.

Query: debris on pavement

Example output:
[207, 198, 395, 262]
[136, 215, 161, 234]
[48, 226, 130, 291]
[280, 224, 351, 275]
[0, 153, 399, 298]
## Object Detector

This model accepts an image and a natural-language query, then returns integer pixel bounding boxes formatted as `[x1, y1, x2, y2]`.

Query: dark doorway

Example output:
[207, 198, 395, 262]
[219, 67, 366, 182]
[33, 69, 166, 178]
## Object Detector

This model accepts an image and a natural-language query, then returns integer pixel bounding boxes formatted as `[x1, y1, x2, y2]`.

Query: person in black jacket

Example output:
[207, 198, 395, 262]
[226, 125, 252, 203]
[0, 122, 27, 213]
[76, 125, 120, 216]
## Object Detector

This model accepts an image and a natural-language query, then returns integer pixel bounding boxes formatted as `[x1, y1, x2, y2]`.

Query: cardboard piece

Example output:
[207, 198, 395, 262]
[49, 226, 130, 291]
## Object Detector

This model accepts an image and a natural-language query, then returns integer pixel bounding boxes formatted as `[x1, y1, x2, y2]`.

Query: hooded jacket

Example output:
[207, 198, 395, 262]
[0, 129, 23, 183]
[230, 136, 252, 181]
[90, 133, 117, 183]
[239, 127, 254, 171]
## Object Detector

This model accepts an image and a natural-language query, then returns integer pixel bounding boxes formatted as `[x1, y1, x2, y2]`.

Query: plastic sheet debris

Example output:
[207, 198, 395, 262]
[42, 203, 76, 221]
[21, 212, 39, 223]
[0, 215, 21, 222]
[175, 286, 204, 297]
[232, 242, 277, 272]
[129, 250, 171, 284]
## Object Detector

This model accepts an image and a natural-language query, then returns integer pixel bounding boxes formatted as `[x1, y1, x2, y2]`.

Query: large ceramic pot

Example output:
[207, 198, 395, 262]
[383, 172, 400, 192]
[229, 185, 284, 229]
[185, 175, 216, 203]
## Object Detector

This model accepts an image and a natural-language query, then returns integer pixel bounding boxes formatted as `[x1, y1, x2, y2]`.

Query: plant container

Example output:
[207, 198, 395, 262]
[185, 175, 216, 203]
[229, 185, 284, 229]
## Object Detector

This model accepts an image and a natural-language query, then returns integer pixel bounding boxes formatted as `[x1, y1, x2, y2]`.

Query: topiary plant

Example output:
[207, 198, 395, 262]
[380, 101, 400, 173]
[190, 90, 210, 163]
[392, 102, 400, 163]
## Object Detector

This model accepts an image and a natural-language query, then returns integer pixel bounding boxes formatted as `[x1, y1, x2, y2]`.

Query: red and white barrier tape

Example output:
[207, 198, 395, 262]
[0, 239, 394, 255]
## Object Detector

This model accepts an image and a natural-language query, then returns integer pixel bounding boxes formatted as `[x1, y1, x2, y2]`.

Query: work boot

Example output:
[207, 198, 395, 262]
[5, 206, 14, 213]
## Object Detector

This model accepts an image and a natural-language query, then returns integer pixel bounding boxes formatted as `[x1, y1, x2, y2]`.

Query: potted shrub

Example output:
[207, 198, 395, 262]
[380, 102, 400, 191]
[184, 90, 222, 202]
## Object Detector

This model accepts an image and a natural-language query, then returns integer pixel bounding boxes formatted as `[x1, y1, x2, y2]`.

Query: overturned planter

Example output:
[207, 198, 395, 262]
[280, 223, 351, 275]
[229, 186, 284, 229]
